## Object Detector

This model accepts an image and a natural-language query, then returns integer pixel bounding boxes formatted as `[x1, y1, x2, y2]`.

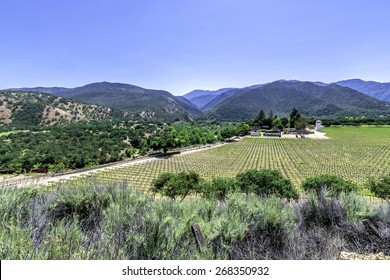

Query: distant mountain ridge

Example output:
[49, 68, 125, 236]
[183, 88, 235, 109]
[5, 87, 70, 95]
[334, 79, 390, 102]
[4, 79, 390, 123]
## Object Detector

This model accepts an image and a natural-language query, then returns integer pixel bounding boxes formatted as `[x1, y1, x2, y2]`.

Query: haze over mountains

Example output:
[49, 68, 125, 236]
[183, 88, 235, 109]
[3, 79, 390, 124]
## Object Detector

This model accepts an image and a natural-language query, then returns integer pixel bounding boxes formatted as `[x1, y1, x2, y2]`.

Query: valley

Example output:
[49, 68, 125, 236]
[1, 79, 390, 261]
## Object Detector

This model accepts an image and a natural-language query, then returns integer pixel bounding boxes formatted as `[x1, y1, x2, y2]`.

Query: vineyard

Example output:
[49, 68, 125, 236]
[65, 126, 390, 191]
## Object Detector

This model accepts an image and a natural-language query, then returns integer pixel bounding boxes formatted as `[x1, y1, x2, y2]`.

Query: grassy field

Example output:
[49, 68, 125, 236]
[67, 126, 390, 190]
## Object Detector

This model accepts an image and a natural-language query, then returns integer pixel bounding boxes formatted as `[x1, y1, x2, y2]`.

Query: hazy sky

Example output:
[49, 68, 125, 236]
[1, 0, 389, 95]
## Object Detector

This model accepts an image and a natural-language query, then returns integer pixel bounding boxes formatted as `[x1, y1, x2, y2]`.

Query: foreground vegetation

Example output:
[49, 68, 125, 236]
[1, 175, 389, 260]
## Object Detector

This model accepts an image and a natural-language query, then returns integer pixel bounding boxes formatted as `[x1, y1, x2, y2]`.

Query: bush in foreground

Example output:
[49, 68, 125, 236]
[367, 175, 390, 200]
[302, 174, 357, 196]
[201, 177, 238, 201]
[236, 169, 299, 200]
[47, 185, 111, 231]
[151, 171, 201, 201]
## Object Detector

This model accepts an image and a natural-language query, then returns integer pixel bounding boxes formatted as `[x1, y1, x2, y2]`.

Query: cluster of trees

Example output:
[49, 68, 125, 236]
[252, 107, 307, 131]
[312, 117, 390, 127]
[0, 120, 250, 172]
[0, 121, 148, 172]
[149, 122, 250, 154]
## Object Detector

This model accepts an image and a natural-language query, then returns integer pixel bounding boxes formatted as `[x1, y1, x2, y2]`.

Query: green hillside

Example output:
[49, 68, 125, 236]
[56, 82, 202, 122]
[206, 81, 390, 121]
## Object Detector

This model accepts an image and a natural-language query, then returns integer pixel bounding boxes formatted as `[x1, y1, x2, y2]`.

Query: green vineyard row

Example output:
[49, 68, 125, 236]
[63, 126, 390, 191]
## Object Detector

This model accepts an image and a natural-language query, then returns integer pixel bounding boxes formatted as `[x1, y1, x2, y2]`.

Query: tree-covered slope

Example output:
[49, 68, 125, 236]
[205, 81, 390, 121]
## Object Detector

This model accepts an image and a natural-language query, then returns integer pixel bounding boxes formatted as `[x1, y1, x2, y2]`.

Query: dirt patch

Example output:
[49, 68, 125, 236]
[281, 130, 329, 140]
[0, 105, 12, 124]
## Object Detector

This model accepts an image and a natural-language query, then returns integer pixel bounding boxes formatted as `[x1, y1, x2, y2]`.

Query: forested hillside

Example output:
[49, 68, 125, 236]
[205, 81, 390, 121]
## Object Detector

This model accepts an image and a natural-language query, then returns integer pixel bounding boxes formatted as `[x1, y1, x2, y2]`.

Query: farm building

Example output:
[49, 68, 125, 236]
[315, 120, 322, 131]
[264, 130, 281, 137]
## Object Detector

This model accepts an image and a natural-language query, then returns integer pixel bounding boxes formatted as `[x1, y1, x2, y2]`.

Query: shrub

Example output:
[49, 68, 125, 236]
[151, 171, 201, 201]
[236, 169, 299, 200]
[302, 174, 357, 196]
[229, 196, 296, 259]
[201, 177, 238, 200]
[339, 192, 376, 223]
[300, 191, 347, 230]
[367, 176, 390, 200]
[2, 182, 390, 259]
[47, 185, 111, 231]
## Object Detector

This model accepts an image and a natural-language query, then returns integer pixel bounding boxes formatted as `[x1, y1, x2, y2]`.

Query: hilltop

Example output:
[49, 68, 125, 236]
[0, 90, 120, 126]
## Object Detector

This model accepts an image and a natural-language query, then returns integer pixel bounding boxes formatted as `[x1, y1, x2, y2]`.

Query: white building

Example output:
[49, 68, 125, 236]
[315, 120, 322, 131]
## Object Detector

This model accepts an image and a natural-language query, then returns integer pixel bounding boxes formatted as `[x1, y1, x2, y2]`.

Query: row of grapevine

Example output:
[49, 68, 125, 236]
[63, 127, 390, 191]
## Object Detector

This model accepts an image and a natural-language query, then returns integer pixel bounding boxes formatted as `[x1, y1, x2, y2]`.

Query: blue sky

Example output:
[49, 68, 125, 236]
[1, 0, 389, 95]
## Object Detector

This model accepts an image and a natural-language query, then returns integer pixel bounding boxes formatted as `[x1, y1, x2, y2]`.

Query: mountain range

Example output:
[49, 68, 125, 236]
[2, 79, 390, 124]
[203, 81, 390, 121]
[6, 82, 202, 122]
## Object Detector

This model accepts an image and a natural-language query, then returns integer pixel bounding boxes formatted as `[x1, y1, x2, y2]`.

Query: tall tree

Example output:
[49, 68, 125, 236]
[150, 130, 182, 154]
[296, 117, 308, 135]
[268, 109, 274, 119]
[289, 107, 301, 128]
[255, 109, 266, 126]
